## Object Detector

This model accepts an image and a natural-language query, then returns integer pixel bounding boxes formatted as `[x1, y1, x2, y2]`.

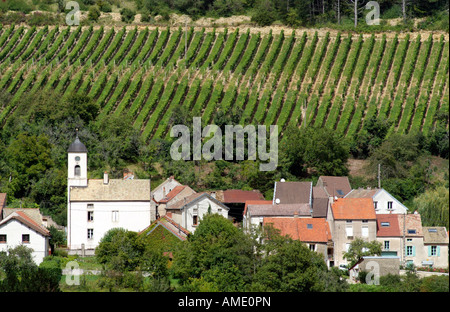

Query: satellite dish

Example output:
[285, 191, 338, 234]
[280, 178, 286, 182]
[275, 198, 280, 204]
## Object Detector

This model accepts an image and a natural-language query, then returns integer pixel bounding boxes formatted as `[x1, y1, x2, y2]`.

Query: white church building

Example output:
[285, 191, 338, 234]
[67, 133, 151, 255]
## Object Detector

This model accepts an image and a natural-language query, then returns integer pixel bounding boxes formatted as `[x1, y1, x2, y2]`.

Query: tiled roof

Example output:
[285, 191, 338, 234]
[70, 179, 151, 201]
[264, 217, 332, 243]
[273, 181, 312, 205]
[2, 208, 42, 225]
[345, 188, 379, 198]
[376, 214, 401, 237]
[166, 192, 206, 209]
[222, 189, 264, 203]
[243, 200, 272, 215]
[140, 215, 190, 241]
[331, 198, 376, 220]
[0, 211, 50, 237]
[158, 185, 186, 203]
[398, 213, 423, 237]
[423, 227, 449, 244]
[312, 187, 329, 218]
[318, 176, 352, 198]
[247, 203, 311, 217]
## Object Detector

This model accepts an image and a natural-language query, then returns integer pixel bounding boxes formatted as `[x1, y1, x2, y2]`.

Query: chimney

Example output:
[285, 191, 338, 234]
[211, 192, 216, 199]
[103, 172, 109, 184]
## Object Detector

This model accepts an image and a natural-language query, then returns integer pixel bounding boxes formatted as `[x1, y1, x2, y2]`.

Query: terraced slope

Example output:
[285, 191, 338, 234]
[0, 25, 448, 141]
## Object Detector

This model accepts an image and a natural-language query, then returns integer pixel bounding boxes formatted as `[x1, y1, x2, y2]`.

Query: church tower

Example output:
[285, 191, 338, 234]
[67, 129, 88, 187]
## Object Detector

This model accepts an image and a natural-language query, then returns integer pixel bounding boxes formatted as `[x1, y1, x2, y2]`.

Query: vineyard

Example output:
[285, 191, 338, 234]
[0, 25, 448, 142]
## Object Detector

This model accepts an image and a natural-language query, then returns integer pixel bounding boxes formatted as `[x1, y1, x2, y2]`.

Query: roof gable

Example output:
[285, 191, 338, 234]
[167, 192, 230, 211]
[0, 211, 50, 237]
[318, 176, 352, 198]
[423, 227, 449, 244]
[222, 189, 264, 203]
[273, 181, 312, 205]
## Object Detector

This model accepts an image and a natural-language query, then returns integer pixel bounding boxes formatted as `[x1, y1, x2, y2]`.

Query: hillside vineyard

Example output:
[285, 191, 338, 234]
[0, 25, 448, 140]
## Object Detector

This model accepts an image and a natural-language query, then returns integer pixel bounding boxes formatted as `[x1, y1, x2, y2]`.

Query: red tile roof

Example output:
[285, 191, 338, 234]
[222, 189, 265, 203]
[243, 200, 272, 215]
[264, 217, 332, 243]
[158, 185, 186, 203]
[398, 213, 423, 237]
[331, 198, 376, 220]
[376, 214, 401, 237]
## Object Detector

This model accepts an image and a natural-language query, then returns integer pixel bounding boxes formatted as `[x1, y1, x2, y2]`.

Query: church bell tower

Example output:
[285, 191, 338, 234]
[67, 129, 88, 187]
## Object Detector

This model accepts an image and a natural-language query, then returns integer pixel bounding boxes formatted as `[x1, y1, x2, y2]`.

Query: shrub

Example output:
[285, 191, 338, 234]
[88, 6, 101, 22]
[121, 8, 136, 23]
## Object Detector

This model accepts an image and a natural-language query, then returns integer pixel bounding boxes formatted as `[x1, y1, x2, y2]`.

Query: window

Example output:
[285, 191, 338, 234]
[309, 244, 316, 251]
[407, 238, 412, 242]
[374, 201, 378, 210]
[387, 201, 393, 210]
[431, 246, 437, 256]
[74, 165, 81, 177]
[362, 220, 368, 223]
[307, 224, 313, 229]
[381, 222, 390, 227]
[406, 246, 413, 256]
[193, 215, 198, 226]
[345, 224, 353, 237]
[336, 190, 344, 196]
[428, 229, 437, 233]
[345, 243, 350, 252]
[112, 211, 119, 222]
[87, 229, 93, 239]
[408, 229, 416, 234]
[87, 204, 94, 209]
[75, 156, 80, 161]
[361, 225, 369, 237]
[384, 241, 390, 250]
[88, 211, 94, 222]
[22, 234, 30, 244]
[218, 208, 222, 213]
[0, 234, 6, 243]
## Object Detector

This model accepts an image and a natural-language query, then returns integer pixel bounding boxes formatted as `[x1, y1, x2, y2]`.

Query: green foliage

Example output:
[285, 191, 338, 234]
[343, 238, 382, 269]
[251, 0, 277, 26]
[121, 8, 136, 23]
[413, 186, 449, 227]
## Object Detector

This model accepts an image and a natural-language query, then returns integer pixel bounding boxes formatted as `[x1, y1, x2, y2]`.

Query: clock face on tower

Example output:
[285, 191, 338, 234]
[75, 156, 80, 161]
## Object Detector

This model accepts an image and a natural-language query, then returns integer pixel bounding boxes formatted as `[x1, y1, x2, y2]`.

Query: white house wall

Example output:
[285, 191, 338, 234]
[373, 190, 408, 214]
[181, 197, 228, 233]
[0, 219, 48, 265]
[69, 201, 151, 250]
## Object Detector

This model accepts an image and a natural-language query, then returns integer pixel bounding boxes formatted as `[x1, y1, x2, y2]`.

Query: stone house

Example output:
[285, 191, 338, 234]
[422, 226, 449, 268]
[264, 217, 333, 266]
[327, 198, 377, 267]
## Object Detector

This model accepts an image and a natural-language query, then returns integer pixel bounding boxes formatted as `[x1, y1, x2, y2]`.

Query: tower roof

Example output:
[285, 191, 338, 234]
[67, 131, 87, 153]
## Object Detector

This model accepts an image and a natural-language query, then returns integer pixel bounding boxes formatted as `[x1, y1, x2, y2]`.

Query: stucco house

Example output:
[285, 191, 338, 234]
[264, 217, 333, 266]
[327, 198, 377, 267]
[165, 192, 229, 233]
[376, 214, 403, 258]
[67, 133, 152, 255]
[399, 213, 425, 268]
[422, 226, 449, 268]
[345, 188, 409, 214]
[151, 176, 182, 220]
[0, 211, 51, 265]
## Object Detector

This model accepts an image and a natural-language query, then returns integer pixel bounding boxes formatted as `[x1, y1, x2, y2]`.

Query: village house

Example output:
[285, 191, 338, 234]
[422, 226, 449, 268]
[219, 189, 265, 223]
[0, 210, 50, 265]
[154, 185, 196, 219]
[165, 192, 229, 233]
[345, 188, 409, 214]
[264, 217, 333, 266]
[399, 213, 425, 268]
[376, 214, 403, 258]
[151, 176, 182, 220]
[67, 133, 152, 255]
[327, 198, 377, 267]
[243, 203, 312, 233]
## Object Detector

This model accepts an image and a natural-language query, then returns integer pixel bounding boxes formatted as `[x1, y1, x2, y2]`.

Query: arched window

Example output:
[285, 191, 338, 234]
[74, 165, 81, 177]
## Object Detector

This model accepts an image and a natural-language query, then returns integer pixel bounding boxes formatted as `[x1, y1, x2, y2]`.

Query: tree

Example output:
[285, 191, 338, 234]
[343, 238, 382, 268]
[251, 0, 278, 26]
[413, 185, 449, 228]
[88, 5, 101, 21]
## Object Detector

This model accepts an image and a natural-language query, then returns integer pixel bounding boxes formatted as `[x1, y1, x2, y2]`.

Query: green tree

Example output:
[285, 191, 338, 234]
[413, 185, 449, 228]
[343, 238, 382, 268]
[251, 0, 278, 26]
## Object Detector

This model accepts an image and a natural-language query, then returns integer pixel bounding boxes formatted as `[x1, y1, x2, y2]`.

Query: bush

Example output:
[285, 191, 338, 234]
[121, 8, 135, 23]
[88, 6, 101, 22]
[251, 0, 277, 26]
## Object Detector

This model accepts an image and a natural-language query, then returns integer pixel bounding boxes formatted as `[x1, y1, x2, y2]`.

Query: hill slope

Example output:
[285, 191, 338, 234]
[0, 24, 448, 140]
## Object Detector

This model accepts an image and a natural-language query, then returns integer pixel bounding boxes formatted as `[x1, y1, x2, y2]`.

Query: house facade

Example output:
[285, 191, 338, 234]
[155, 185, 196, 219]
[165, 192, 229, 233]
[151, 176, 182, 221]
[0, 211, 50, 265]
[422, 226, 449, 268]
[67, 134, 152, 255]
[327, 198, 377, 266]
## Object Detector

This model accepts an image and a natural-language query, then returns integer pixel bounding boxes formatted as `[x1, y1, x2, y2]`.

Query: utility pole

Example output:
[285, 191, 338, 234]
[378, 163, 381, 188]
